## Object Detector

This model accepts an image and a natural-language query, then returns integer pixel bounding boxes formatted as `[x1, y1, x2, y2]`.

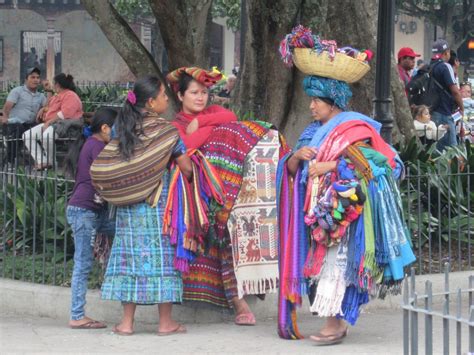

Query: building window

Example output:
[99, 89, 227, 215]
[20, 31, 62, 80]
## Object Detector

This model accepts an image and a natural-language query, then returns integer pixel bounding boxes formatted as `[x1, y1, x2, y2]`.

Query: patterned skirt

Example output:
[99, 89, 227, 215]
[101, 174, 182, 304]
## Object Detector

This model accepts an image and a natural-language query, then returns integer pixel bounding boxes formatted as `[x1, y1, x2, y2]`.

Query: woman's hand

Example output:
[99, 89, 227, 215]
[186, 118, 199, 135]
[294, 147, 318, 161]
[308, 160, 337, 178]
[287, 146, 317, 176]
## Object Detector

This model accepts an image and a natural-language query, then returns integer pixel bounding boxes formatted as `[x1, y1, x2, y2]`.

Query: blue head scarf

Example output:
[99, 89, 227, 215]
[303, 76, 352, 110]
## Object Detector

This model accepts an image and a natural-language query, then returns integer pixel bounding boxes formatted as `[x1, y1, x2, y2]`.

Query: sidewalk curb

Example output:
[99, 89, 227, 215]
[1, 270, 472, 324]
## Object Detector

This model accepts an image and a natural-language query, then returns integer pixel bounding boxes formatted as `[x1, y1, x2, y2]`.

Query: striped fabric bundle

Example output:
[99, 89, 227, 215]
[90, 113, 179, 207]
[163, 150, 225, 272]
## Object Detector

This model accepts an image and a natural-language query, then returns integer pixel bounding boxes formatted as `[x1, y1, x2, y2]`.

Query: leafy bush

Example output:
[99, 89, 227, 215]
[0, 168, 73, 260]
[76, 83, 127, 112]
[397, 138, 473, 272]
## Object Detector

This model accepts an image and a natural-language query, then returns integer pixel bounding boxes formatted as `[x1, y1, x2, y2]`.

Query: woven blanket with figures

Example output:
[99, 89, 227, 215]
[227, 129, 282, 297]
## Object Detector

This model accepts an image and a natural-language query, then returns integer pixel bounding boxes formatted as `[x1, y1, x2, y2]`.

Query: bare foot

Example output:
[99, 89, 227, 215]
[313, 323, 348, 339]
[158, 319, 186, 334]
[233, 297, 252, 316]
[112, 322, 134, 334]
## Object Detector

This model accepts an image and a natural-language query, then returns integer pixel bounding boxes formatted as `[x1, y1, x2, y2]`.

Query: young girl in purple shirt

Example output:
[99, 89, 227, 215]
[63, 107, 117, 329]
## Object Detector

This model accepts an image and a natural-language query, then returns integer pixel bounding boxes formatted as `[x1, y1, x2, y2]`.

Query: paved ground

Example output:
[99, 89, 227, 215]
[1, 309, 406, 355]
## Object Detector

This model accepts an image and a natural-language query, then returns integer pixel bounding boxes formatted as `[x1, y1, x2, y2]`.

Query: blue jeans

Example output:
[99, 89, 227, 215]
[66, 206, 115, 321]
[431, 111, 457, 151]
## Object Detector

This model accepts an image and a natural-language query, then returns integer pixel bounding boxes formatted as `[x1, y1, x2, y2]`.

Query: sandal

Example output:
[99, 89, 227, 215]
[310, 327, 348, 346]
[157, 323, 187, 336]
[234, 312, 256, 326]
[70, 320, 107, 330]
[112, 325, 134, 336]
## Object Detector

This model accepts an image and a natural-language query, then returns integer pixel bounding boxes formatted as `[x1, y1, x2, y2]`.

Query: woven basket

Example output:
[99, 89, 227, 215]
[293, 48, 370, 83]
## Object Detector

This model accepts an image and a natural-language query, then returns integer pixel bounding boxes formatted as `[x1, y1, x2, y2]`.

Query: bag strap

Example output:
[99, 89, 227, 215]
[429, 61, 453, 99]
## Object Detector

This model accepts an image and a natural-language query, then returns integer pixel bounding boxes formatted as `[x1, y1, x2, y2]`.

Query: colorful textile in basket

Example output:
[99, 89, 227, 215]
[227, 129, 281, 298]
[277, 112, 416, 339]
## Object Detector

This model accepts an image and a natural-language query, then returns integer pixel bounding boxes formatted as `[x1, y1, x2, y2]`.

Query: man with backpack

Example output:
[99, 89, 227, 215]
[429, 39, 464, 150]
[407, 40, 464, 150]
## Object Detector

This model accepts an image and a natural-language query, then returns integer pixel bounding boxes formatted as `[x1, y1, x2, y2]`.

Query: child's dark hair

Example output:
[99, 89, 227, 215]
[54, 73, 76, 92]
[412, 104, 429, 119]
[116, 76, 163, 160]
[63, 107, 117, 178]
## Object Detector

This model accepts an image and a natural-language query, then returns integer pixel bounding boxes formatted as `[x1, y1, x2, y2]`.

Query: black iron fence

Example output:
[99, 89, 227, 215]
[402, 264, 474, 354]
[403, 161, 473, 274]
[0, 130, 473, 287]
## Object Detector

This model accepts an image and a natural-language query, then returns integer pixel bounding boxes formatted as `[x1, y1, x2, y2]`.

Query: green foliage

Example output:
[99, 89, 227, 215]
[397, 138, 474, 250]
[212, 0, 241, 32]
[75, 84, 126, 112]
[1, 255, 104, 288]
[113, 0, 241, 32]
[0, 169, 106, 288]
[396, 0, 474, 48]
[113, 0, 152, 23]
[0, 168, 73, 256]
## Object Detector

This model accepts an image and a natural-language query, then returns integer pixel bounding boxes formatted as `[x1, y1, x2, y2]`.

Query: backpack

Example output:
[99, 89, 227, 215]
[406, 61, 452, 111]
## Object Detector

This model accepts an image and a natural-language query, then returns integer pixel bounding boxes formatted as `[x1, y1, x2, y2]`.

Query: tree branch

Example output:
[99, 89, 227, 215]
[82, 0, 177, 107]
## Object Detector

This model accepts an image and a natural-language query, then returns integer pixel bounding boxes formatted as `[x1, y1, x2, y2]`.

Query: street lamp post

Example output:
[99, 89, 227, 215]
[373, 0, 395, 144]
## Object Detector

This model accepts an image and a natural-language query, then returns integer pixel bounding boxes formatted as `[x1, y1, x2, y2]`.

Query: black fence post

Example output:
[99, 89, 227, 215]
[373, 0, 395, 144]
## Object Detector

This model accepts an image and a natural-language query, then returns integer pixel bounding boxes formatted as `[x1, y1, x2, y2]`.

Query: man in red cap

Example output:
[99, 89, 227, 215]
[397, 47, 421, 87]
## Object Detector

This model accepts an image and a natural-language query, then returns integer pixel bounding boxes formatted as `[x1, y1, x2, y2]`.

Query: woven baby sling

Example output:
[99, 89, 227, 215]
[90, 113, 179, 207]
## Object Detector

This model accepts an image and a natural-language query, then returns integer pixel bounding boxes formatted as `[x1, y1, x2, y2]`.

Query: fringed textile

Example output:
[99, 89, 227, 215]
[276, 113, 416, 338]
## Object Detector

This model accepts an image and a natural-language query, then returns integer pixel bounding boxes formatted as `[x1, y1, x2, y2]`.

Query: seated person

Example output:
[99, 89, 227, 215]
[413, 104, 447, 145]
[1, 67, 47, 164]
[460, 81, 474, 143]
[23, 73, 83, 170]
[214, 75, 237, 106]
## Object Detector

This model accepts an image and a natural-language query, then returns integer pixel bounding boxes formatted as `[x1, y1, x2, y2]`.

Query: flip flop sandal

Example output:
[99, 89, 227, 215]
[70, 320, 107, 330]
[234, 312, 256, 326]
[310, 328, 348, 346]
[157, 324, 187, 336]
[111, 325, 134, 336]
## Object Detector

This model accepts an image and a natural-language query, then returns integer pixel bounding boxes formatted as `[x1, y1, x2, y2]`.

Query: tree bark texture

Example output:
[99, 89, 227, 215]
[82, 0, 162, 80]
[234, 0, 415, 145]
[149, 0, 213, 70]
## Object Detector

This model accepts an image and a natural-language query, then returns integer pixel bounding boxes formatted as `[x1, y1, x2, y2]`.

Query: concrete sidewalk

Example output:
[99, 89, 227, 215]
[1, 270, 473, 354]
[1, 310, 405, 354]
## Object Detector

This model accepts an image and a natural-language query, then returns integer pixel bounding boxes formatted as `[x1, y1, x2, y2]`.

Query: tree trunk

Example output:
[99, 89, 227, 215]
[233, 0, 306, 144]
[151, 22, 166, 70]
[235, 0, 415, 146]
[148, 0, 213, 70]
[82, 0, 178, 109]
[82, 0, 162, 80]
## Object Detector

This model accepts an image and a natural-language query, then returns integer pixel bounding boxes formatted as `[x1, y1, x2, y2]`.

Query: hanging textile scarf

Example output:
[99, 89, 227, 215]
[163, 150, 225, 272]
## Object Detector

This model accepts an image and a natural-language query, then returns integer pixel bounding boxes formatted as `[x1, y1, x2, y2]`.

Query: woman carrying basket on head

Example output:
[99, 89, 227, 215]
[167, 67, 290, 325]
[277, 26, 416, 345]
